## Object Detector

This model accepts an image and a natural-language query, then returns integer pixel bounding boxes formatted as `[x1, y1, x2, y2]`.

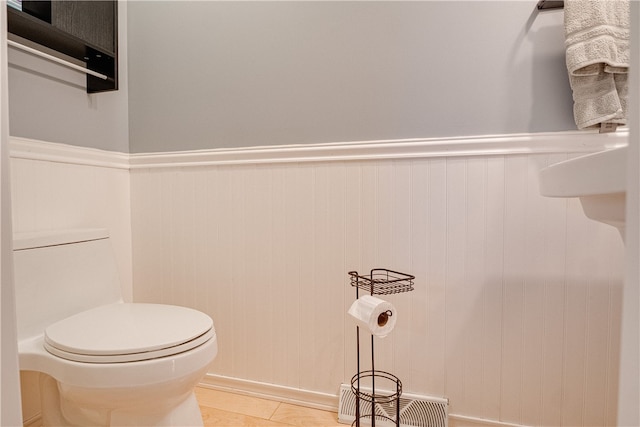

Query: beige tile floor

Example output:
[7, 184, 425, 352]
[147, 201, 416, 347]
[196, 387, 344, 427]
[24, 386, 343, 427]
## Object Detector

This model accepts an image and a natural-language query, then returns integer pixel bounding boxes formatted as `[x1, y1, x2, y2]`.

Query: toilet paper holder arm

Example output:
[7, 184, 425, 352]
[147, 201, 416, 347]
[377, 310, 392, 327]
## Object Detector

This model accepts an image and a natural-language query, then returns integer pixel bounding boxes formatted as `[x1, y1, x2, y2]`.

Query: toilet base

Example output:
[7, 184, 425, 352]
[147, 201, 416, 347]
[40, 373, 204, 427]
[109, 393, 203, 427]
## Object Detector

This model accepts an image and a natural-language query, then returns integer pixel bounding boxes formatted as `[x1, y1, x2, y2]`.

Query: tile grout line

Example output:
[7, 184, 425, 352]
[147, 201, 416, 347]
[268, 402, 283, 422]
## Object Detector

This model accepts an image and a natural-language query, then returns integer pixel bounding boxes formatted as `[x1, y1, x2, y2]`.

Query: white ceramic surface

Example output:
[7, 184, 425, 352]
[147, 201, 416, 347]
[539, 146, 627, 232]
[14, 231, 218, 426]
[45, 303, 213, 356]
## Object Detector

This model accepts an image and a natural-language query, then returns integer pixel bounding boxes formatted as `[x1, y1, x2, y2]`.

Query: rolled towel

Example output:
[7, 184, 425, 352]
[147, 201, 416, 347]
[564, 0, 630, 129]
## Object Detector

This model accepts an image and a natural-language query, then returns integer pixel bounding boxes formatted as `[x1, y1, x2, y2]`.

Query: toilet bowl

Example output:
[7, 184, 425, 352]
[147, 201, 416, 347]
[13, 229, 218, 426]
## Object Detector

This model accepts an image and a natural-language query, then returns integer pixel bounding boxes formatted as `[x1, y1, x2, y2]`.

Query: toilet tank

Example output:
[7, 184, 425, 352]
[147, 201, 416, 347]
[13, 229, 123, 342]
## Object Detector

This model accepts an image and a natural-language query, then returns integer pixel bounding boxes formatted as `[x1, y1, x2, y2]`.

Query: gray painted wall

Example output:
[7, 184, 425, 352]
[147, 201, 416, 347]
[7, 5, 129, 153]
[6, 1, 574, 154]
[127, 1, 574, 153]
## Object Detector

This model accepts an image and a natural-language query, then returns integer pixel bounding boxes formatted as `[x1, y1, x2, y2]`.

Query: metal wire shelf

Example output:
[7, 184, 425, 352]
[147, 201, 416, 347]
[349, 269, 414, 296]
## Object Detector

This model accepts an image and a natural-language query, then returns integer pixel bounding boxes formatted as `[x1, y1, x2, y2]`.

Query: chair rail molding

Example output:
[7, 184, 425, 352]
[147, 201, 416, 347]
[10, 129, 628, 169]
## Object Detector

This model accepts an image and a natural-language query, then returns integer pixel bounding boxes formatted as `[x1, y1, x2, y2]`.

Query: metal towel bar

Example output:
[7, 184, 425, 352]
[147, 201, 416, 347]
[537, 1, 564, 11]
[7, 39, 108, 80]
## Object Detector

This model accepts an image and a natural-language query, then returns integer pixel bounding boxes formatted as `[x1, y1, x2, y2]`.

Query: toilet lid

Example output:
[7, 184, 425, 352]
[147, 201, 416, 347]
[44, 303, 214, 363]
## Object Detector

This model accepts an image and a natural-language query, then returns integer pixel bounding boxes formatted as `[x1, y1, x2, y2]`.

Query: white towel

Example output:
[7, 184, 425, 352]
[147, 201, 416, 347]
[564, 0, 630, 129]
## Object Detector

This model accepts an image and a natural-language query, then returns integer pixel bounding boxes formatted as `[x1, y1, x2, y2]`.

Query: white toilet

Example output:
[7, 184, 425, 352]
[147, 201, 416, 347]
[13, 229, 218, 426]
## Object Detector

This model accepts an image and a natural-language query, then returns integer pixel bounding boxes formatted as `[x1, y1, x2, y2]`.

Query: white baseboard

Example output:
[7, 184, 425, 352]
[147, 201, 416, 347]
[22, 414, 41, 427]
[199, 374, 530, 427]
[448, 414, 531, 427]
[199, 373, 339, 412]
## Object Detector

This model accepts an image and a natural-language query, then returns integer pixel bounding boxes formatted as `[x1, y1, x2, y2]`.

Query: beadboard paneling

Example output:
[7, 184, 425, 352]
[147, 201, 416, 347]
[131, 152, 624, 426]
[8, 135, 624, 427]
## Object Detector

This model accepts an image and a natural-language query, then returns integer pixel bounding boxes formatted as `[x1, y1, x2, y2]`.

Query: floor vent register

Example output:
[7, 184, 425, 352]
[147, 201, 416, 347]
[338, 383, 449, 427]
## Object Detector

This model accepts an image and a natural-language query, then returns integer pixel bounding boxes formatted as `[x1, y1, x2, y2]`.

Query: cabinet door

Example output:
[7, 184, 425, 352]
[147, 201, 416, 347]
[51, 1, 116, 53]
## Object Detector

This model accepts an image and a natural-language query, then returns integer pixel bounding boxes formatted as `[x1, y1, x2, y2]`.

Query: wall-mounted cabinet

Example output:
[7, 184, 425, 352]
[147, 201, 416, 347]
[7, 1, 117, 93]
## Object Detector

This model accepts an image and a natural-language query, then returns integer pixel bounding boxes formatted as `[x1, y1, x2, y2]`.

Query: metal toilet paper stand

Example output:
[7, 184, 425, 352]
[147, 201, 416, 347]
[348, 269, 414, 427]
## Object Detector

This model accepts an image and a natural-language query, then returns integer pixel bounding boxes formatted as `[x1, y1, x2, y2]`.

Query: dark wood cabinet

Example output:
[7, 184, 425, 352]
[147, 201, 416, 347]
[52, 1, 116, 53]
[7, 1, 118, 93]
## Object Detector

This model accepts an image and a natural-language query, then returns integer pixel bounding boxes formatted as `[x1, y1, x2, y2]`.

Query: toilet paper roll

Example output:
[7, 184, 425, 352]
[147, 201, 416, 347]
[348, 295, 397, 338]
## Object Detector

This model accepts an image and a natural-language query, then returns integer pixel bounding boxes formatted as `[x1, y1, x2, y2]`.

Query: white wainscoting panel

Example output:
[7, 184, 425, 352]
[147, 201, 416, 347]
[131, 148, 624, 426]
[7, 133, 624, 427]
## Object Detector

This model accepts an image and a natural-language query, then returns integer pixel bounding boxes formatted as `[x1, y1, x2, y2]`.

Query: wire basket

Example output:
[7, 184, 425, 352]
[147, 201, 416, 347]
[349, 269, 414, 295]
[350, 370, 402, 404]
[350, 370, 402, 427]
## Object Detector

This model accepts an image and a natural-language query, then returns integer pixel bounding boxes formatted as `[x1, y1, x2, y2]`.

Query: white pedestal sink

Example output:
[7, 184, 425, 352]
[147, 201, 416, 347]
[539, 146, 627, 236]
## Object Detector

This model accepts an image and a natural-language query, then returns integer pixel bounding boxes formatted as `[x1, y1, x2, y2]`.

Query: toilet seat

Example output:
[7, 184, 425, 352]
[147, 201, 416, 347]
[44, 303, 214, 363]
